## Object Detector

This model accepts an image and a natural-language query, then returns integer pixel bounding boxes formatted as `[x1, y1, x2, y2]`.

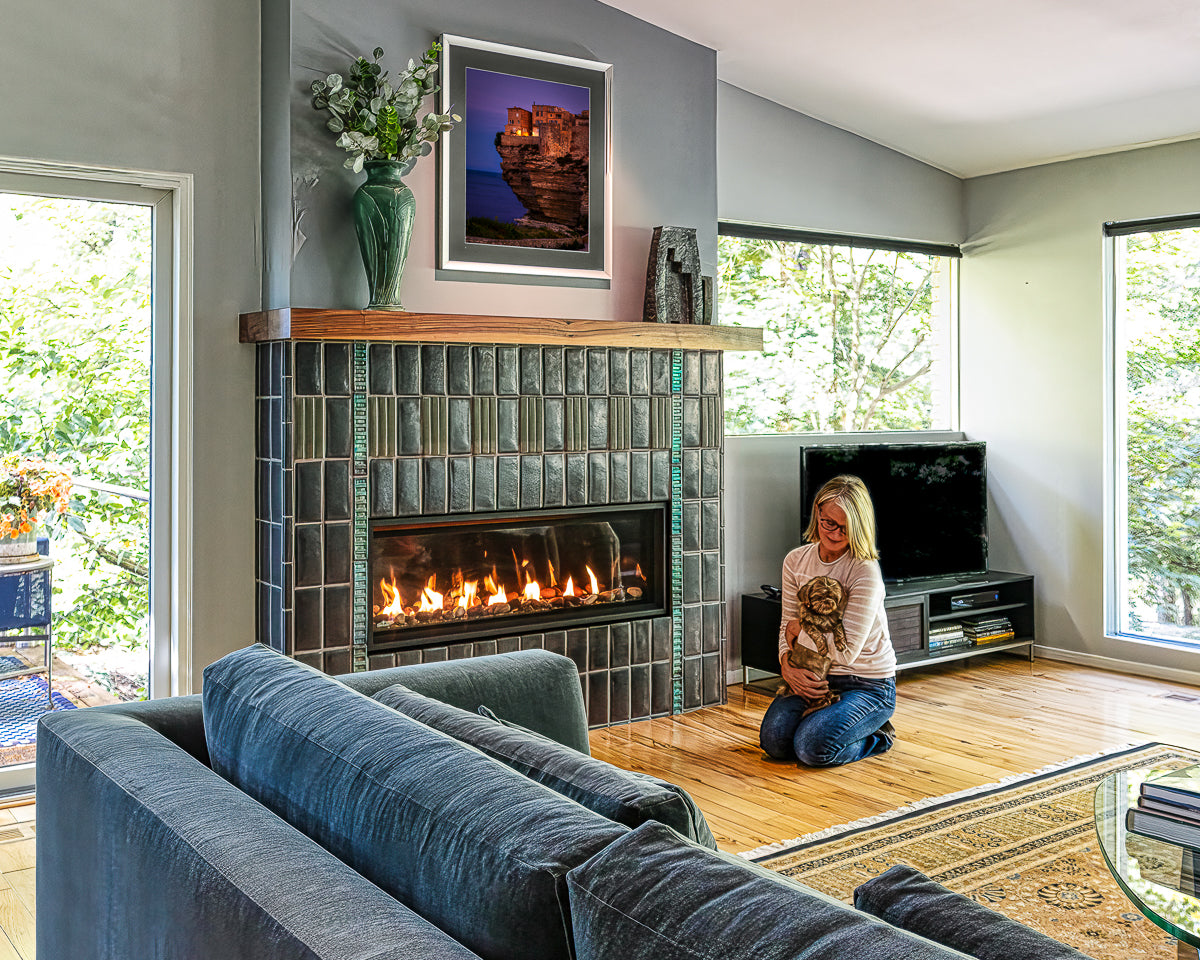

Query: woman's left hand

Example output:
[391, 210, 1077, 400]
[781, 660, 829, 700]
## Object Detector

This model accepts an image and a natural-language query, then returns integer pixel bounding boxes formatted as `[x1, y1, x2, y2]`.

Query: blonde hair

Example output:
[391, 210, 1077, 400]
[803, 474, 880, 561]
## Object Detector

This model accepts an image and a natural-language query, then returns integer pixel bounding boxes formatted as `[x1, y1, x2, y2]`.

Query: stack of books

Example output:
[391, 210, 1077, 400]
[928, 622, 970, 653]
[961, 615, 1014, 645]
[1127, 764, 1200, 849]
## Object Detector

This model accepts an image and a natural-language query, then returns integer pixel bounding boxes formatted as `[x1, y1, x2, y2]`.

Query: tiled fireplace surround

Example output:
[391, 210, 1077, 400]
[255, 339, 727, 726]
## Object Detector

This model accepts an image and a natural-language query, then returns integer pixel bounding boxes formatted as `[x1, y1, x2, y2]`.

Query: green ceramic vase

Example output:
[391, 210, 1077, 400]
[352, 159, 416, 311]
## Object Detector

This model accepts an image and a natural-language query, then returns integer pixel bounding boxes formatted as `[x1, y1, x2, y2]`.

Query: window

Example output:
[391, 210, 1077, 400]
[1106, 217, 1200, 646]
[717, 225, 958, 435]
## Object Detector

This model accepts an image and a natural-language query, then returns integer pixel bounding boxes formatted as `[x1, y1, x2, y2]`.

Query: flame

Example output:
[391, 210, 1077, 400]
[484, 574, 507, 606]
[458, 581, 478, 609]
[636, 563, 645, 581]
[563, 576, 575, 597]
[523, 580, 541, 601]
[379, 574, 405, 617]
[585, 565, 600, 595]
[418, 574, 444, 613]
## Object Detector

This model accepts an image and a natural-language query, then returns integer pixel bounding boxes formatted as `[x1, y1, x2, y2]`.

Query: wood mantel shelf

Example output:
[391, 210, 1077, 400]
[239, 308, 763, 351]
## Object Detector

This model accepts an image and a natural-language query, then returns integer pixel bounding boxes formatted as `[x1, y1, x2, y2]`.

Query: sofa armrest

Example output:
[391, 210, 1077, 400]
[36, 708, 484, 960]
[338, 649, 590, 754]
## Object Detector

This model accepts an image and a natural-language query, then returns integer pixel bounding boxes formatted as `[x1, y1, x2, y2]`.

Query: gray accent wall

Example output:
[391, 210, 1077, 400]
[717, 82, 964, 244]
[275, 0, 718, 322]
[2, 0, 261, 683]
[961, 138, 1200, 684]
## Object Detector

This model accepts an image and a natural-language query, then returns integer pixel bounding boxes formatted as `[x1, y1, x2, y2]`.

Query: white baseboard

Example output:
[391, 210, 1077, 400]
[1033, 644, 1200, 688]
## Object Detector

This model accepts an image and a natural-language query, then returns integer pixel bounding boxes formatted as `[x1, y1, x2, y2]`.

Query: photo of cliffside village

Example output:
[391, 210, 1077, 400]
[464, 69, 590, 251]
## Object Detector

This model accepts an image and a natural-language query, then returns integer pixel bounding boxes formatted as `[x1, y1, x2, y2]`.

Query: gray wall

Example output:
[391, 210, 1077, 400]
[279, 0, 717, 324]
[2, 0, 261, 684]
[961, 138, 1200, 684]
[718, 82, 963, 244]
[716, 85, 966, 675]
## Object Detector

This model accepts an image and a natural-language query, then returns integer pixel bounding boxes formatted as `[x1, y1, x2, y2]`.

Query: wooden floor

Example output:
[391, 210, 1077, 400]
[591, 651, 1200, 852]
[6, 651, 1200, 958]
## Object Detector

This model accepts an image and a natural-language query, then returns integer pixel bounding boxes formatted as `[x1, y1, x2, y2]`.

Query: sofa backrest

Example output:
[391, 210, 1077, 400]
[37, 706, 483, 960]
[204, 644, 627, 960]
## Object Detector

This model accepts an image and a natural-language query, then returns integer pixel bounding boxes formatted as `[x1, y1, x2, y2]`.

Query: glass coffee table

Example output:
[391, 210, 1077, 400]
[1095, 765, 1200, 958]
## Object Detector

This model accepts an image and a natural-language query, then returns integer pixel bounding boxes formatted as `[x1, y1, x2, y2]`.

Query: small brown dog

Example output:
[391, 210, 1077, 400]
[779, 576, 848, 716]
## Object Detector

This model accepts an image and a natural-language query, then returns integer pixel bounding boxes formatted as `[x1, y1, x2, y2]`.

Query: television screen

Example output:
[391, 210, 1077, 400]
[799, 441, 988, 583]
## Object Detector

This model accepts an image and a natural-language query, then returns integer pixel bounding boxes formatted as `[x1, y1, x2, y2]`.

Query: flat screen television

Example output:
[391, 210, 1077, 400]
[799, 441, 988, 583]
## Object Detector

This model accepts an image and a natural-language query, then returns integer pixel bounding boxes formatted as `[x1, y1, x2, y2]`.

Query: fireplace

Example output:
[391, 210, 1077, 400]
[369, 503, 669, 652]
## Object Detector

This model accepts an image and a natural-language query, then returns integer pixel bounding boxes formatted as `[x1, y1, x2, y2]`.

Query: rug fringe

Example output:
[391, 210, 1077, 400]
[737, 741, 1149, 861]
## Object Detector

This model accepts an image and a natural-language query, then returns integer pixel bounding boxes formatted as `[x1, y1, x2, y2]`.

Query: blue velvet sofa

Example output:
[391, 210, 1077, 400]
[36, 645, 1090, 960]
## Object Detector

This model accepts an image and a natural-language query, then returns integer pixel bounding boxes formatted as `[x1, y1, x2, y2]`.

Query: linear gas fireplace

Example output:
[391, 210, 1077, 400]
[369, 503, 669, 653]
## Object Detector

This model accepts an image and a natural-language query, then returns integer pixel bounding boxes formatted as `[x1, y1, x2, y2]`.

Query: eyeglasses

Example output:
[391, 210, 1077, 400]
[817, 515, 846, 534]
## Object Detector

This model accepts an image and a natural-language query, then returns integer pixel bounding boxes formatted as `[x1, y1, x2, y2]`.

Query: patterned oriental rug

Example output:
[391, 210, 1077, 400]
[746, 744, 1200, 960]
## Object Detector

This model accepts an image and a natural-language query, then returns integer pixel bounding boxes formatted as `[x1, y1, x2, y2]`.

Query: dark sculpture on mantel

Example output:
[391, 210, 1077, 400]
[642, 226, 713, 324]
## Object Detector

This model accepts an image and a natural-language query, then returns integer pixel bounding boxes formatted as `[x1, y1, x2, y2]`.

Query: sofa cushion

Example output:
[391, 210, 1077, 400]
[373, 683, 717, 849]
[203, 644, 627, 960]
[566, 822, 975, 960]
[853, 864, 1093, 960]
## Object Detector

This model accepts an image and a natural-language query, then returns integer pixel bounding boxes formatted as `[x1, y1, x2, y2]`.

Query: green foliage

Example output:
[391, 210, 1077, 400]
[310, 43, 460, 173]
[718, 236, 945, 434]
[0, 195, 151, 655]
[1121, 228, 1200, 638]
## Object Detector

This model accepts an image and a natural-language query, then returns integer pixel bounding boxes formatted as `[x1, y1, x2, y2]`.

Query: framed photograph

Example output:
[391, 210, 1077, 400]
[438, 35, 612, 287]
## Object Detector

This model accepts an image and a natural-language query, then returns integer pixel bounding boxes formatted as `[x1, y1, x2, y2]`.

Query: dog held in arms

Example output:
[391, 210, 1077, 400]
[779, 576, 849, 717]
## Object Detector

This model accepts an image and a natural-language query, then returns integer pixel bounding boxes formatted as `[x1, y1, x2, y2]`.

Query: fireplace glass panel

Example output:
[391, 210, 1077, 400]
[369, 504, 668, 651]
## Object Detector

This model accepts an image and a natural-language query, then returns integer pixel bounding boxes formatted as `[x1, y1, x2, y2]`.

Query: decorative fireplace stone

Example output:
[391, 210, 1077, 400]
[255, 341, 726, 726]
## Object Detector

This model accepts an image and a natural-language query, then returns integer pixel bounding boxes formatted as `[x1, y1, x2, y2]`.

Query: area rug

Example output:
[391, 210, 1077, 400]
[746, 743, 1200, 960]
[0, 659, 75, 748]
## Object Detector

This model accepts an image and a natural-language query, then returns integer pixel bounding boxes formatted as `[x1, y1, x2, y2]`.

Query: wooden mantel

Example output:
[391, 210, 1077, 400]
[239, 308, 763, 351]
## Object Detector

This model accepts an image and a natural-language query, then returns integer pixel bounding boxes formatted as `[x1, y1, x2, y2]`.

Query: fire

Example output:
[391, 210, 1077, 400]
[379, 573, 405, 617]
[523, 580, 541, 601]
[586, 565, 600, 595]
[458, 581, 478, 609]
[418, 575, 443, 613]
[563, 576, 575, 597]
[484, 574, 508, 606]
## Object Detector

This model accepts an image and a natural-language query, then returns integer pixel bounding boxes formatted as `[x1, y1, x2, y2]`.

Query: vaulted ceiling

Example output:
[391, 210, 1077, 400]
[597, 0, 1200, 178]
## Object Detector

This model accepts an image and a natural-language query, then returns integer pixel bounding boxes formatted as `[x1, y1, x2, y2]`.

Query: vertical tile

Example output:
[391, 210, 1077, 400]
[682, 397, 702, 447]
[588, 626, 610, 670]
[629, 452, 650, 503]
[683, 500, 701, 552]
[701, 448, 722, 499]
[610, 622, 631, 667]
[497, 398, 519, 453]
[565, 347, 587, 395]
[630, 397, 651, 449]
[587, 673, 609, 727]
[608, 350, 629, 395]
[323, 343, 351, 396]
[421, 344, 446, 394]
[608, 668, 630, 725]
[587, 398, 608, 450]
[683, 554, 701, 604]
[544, 398, 565, 452]
[608, 397, 632, 449]
[423, 458, 447, 514]
[473, 457, 496, 511]
[324, 523, 351, 584]
[701, 352, 721, 396]
[630, 350, 650, 395]
[609, 452, 630, 503]
[420, 397, 449, 456]
[293, 587, 322, 650]
[395, 345, 420, 395]
[324, 460, 351, 520]
[683, 604, 701, 656]
[566, 453, 588, 506]
[448, 643, 473, 661]
[398, 398, 421, 455]
[702, 654, 723, 706]
[543, 631, 567, 657]
[587, 348, 608, 394]
[702, 552, 722, 602]
[632, 619, 651, 664]
[472, 639, 498, 659]
[368, 343, 394, 394]
[519, 346, 542, 395]
[497, 456, 520, 510]
[682, 352, 701, 396]
[702, 603, 722, 654]
[396, 458, 421, 515]
[702, 499, 721, 551]
[566, 629, 588, 672]
[496, 346, 519, 395]
[295, 461, 322, 523]
[650, 350, 671, 395]
[448, 398, 472, 455]
[472, 397, 499, 454]
[294, 651, 323, 671]
[683, 448, 701, 499]
[630, 663, 651, 720]
[520, 456, 543, 508]
[587, 452, 608, 503]
[520, 634, 545, 651]
[449, 457, 473, 513]
[565, 397, 588, 451]
[447, 345, 472, 395]
[367, 397, 397, 458]
[651, 661, 672, 716]
[472, 346, 496, 395]
[325, 398, 352, 458]
[324, 647, 353, 675]
[543, 454, 565, 507]
[294, 342, 322, 396]
[652, 617, 672, 661]
[683, 656, 702, 710]
[650, 451, 671, 501]
[543, 347, 564, 395]
[369, 458, 395, 518]
[519, 397, 544, 453]
[324, 586, 352, 647]
[294, 524, 322, 587]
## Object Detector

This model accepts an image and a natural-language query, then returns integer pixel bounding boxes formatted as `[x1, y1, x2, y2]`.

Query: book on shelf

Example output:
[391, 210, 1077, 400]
[1127, 805, 1200, 850]
[970, 631, 1015, 645]
[1141, 763, 1200, 807]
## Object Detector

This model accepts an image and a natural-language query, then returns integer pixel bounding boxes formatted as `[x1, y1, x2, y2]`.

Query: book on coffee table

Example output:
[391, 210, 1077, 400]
[1139, 794, 1200, 824]
[1140, 763, 1200, 809]
[1127, 805, 1200, 851]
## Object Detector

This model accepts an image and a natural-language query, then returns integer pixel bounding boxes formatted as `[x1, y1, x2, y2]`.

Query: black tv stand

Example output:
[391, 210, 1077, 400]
[740, 569, 1035, 676]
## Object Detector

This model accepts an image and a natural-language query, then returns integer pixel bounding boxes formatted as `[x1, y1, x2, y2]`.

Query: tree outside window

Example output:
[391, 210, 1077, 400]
[717, 233, 956, 435]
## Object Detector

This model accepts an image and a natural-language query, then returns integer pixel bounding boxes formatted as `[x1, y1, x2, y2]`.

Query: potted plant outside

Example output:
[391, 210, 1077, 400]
[310, 43, 459, 310]
[0, 455, 72, 563]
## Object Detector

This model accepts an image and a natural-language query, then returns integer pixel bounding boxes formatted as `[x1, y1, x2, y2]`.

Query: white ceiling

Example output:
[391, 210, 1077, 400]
[596, 0, 1200, 178]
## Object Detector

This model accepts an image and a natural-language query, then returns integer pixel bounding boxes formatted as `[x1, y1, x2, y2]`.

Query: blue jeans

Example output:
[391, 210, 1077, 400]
[759, 675, 896, 767]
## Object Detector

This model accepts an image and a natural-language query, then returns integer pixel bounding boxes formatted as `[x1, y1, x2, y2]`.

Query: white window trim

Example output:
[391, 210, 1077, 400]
[0, 156, 194, 703]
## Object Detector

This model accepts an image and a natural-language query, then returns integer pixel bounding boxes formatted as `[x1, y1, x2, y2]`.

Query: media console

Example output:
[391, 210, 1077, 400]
[740, 570, 1035, 677]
